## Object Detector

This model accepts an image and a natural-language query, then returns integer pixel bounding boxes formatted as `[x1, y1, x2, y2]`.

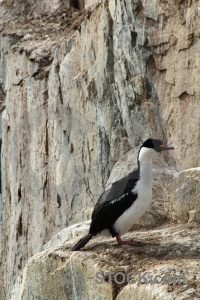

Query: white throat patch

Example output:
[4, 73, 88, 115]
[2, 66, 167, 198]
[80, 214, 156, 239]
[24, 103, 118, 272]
[138, 147, 157, 163]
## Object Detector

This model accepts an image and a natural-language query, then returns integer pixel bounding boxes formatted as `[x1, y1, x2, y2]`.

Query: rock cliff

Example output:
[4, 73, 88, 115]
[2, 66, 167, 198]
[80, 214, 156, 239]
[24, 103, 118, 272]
[0, 0, 200, 299]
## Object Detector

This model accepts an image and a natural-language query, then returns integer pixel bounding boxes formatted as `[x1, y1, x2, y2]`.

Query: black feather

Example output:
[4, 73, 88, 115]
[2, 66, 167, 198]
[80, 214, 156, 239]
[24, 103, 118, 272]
[71, 234, 93, 251]
[92, 169, 139, 220]
[89, 191, 138, 236]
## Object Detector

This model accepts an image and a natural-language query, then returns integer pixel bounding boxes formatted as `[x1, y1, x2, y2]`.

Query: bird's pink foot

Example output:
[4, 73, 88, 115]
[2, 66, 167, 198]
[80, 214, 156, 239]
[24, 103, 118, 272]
[116, 235, 143, 247]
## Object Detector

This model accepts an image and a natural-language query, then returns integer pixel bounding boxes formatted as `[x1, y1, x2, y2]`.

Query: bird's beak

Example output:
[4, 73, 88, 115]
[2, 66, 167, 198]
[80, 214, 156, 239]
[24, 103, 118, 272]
[159, 144, 174, 151]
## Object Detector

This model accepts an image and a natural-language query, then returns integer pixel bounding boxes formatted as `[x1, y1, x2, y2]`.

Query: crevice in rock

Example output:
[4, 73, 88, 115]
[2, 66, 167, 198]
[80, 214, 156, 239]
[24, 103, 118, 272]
[159, 69, 167, 74]
[42, 90, 48, 104]
[178, 91, 190, 101]
[85, 179, 92, 198]
[16, 213, 22, 240]
[98, 127, 110, 186]
[45, 121, 49, 158]
[59, 84, 64, 104]
[0, 84, 5, 107]
[69, 0, 85, 10]
[18, 184, 21, 203]
[13, 78, 24, 86]
[87, 78, 97, 100]
[106, 2, 115, 84]
[43, 172, 48, 191]
[124, 59, 133, 81]
[146, 54, 157, 100]
[71, 194, 79, 210]
[31, 67, 51, 81]
[70, 143, 74, 153]
[8, 188, 11, 205]
[18, 256, 22, 270]
[82, 147, 86, 173]
[55, 64, 64, 104]
[43, 206, 46, 216]
[8, 33, 23, 45]
[19, 151, 22, 167]
[57, 194, 62, 208]
[134, 1, 143, 15]
[131, 31, 138, 48]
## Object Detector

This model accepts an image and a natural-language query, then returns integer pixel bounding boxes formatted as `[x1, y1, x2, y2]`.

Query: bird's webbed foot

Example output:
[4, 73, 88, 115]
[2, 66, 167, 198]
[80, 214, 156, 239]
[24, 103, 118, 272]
[116, 235, 143, 247]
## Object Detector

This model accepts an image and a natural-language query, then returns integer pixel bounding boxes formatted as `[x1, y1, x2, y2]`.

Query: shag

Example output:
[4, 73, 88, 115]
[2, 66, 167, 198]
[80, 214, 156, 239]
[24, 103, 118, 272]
[72, 138, 174, 251]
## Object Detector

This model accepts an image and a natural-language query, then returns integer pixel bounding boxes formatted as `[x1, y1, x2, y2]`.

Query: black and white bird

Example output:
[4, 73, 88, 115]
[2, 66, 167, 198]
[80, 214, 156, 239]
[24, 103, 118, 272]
[71, 138, 174, 251]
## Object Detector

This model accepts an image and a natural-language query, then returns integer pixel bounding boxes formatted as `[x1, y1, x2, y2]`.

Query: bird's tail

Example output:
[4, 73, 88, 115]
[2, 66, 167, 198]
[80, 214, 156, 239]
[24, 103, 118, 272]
[71, 233, 93, 251]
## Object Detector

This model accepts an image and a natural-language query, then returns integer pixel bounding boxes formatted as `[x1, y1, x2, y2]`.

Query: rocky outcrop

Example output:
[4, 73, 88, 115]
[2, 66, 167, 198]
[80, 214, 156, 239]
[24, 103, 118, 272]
[167, 167, 200, 224]
[12, 221, 200, 300]
[0, 0, 200, 299]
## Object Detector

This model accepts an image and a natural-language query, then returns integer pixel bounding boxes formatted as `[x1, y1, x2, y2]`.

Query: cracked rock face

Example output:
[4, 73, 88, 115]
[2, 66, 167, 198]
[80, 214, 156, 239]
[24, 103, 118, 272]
[0, 0, 200, 299]
[12, 222, 200, 300]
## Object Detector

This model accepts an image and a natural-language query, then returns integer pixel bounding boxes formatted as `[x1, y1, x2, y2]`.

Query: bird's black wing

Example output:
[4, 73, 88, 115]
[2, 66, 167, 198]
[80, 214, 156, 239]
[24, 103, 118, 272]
[89, 191, 137, 236]
[92, 169, 139, 219]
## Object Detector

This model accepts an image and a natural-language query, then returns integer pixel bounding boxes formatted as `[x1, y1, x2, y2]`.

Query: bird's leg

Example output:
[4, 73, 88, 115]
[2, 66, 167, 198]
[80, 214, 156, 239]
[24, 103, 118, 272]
[116, 235, 143, 247]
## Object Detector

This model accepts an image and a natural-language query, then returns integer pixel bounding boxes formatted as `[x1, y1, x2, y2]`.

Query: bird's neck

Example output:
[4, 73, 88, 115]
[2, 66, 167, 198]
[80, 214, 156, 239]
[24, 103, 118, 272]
[137, 147, 154, 184]
[139, 161, 153, 184]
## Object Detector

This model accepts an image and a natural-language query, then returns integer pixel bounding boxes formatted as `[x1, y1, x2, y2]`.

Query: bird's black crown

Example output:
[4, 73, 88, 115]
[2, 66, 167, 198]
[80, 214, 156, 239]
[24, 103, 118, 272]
[142, 138, 164, 152]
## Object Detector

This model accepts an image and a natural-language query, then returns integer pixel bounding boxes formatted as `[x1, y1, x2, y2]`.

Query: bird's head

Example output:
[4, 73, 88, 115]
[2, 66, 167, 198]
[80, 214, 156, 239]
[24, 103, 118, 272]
[142, 138, 174, 152]
[138, 138, 174, 162]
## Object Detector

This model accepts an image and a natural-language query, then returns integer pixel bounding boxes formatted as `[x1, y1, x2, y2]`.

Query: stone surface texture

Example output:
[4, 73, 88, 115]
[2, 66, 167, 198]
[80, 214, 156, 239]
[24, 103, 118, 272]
[0, 0, 199, 299]
[12, 221, 200, 300]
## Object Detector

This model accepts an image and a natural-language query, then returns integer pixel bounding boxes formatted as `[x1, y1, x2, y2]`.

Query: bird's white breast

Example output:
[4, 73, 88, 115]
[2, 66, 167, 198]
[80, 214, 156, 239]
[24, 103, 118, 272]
[113, 161, 153, 236]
